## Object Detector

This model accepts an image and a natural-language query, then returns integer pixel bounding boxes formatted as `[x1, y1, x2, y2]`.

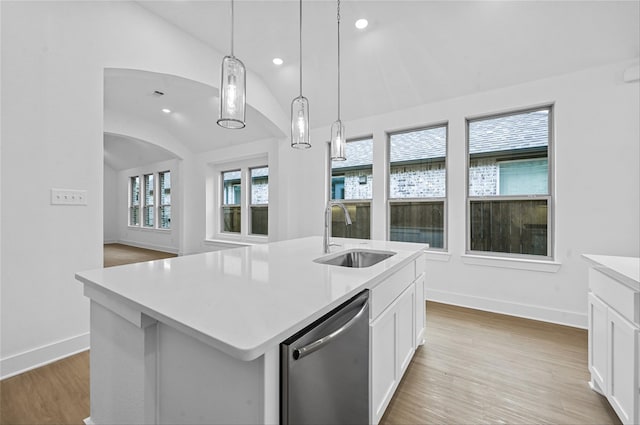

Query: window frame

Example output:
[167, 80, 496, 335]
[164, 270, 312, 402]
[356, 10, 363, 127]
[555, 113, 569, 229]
[327, 136, 374, 240]
[249, 166, 269, 236]
[220, 169, 242, 235]
[127, 170, 172, 232]
[210, 156, 269, 243]
[465, 105, 554, 260]
[129, 176, 140, 227]
[142, 173, 155, 228]
[158, 170, 171, 230]
[386, 122, 449, 251]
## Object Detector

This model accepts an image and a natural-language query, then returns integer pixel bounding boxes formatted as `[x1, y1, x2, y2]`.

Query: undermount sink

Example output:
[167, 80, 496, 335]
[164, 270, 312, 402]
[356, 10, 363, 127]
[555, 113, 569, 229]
[314, 249, 396, 268]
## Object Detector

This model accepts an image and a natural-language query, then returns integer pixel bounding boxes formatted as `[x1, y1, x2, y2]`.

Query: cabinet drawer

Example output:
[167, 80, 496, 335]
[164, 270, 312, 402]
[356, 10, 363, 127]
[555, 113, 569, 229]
[370, 261, 415, 320]
[590, 269, 640, 325]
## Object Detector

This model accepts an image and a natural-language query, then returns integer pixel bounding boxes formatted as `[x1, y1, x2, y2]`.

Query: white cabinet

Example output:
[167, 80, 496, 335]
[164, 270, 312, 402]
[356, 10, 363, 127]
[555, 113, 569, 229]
[588, 293, 608, 393]
[370, 293, 399, 423]
[369, 255, 426, 425]
[586, 265, 640, 425]
[414, 274, 426, 347]
[607, 308, 639, 425]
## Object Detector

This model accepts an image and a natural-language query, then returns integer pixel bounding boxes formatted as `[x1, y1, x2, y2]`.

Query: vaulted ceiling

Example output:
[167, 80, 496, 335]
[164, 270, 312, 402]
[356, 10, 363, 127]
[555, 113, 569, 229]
[105, 1, 639, 169]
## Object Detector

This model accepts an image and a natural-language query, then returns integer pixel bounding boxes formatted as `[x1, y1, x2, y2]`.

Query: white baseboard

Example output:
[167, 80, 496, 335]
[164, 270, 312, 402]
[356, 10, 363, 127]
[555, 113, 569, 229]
[426, 288, 587, 329]
[116, 239, 179, 255]
[0, 333, 90, 380]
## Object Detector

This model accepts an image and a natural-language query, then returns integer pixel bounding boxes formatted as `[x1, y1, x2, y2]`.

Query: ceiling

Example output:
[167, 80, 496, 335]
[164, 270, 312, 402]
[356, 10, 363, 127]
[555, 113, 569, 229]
[106, 1, 639, 168]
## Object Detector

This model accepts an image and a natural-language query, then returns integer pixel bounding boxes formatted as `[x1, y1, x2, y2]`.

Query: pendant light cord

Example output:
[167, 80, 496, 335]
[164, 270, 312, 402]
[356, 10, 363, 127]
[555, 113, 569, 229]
[299, 0, 303, 96]
[230, 0, 235, 57]
[336, 0, 341, 120]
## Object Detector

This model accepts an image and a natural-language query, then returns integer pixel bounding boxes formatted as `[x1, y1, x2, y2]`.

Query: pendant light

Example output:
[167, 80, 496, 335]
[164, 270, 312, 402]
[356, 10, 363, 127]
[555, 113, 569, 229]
[330, 0, 346, 161]
[291, 0, 311, 148]
[217, 0, 246, 129]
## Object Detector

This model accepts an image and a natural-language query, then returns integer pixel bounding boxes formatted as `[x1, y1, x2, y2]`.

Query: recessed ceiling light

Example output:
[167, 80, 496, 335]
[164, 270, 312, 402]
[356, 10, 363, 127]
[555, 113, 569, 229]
[355, 18, 368, 30]
[162, 108, 171, 114]
[273, 58, 284, 66]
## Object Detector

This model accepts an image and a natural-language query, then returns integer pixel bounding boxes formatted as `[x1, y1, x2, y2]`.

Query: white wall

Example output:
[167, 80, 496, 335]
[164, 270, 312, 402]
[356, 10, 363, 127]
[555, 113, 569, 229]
[283, 60, 640, 328]
[116, 159, 181, 253]
[103, 164, 118, 243]
[0, 1, 286, 378]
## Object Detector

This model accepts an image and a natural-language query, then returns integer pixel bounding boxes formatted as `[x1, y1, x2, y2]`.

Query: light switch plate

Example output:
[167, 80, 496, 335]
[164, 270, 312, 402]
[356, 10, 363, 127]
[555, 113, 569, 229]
[51, 188, 87, 205]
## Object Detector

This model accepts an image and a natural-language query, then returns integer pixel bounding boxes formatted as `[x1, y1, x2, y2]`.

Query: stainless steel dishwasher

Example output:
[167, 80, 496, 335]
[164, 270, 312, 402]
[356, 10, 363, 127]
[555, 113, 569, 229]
[280, 289, 369, 425]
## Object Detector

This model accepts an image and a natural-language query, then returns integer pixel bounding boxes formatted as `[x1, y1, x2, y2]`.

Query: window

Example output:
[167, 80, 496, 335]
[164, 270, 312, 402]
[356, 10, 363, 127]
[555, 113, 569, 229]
[330, 138, 373, 239]
[467, 106, 552, 258]
[128, 170, 171, 230]
[143, 174, 154, 227]
[222, 170, 241, 233]
[159, 171, 171, 229]
[250, 167, 269, 236]
[129, 176, 140, 226]
[214, 160, 269, 239]
[388, 125, 447, 249]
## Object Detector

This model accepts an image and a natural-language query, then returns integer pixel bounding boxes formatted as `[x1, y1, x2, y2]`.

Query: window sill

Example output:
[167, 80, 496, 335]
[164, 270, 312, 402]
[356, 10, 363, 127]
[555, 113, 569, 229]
[461, 254, 561, 273]
[424, 251, 451, 262]
[205, 235, 268, 249]
[127, 226, 171, 234]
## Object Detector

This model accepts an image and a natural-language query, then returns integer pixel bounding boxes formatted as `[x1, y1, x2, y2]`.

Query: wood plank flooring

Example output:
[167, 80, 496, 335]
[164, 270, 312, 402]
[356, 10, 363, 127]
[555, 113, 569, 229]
[0, 351, 89, 425]
[1, 299, 620, 424]
[380, 302, 621, 425]
[103, 243, 177, 267]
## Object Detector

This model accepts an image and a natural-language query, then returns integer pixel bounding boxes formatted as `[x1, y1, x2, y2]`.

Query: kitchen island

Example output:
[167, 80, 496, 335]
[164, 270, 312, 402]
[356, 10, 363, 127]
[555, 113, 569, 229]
[77, 236, 427, 425]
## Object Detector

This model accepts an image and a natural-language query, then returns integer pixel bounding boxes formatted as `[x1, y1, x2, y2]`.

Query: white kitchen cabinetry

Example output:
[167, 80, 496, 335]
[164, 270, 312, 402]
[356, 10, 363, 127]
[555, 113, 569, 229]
[370, 256, 426, 425]
[414, 259, 426, 347]
[584, 255, 640, 425]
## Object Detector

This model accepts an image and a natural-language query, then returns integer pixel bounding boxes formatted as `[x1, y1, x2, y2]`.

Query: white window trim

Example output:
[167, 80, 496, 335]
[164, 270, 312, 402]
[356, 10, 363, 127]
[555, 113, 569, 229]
[128, 170, 172, 232]
[465, 105, 554, 260]
[327, 137, 374, 240]
[158, 170, 172, 230]
[208, 156, 269, 244]
[386, 123, 449, 251]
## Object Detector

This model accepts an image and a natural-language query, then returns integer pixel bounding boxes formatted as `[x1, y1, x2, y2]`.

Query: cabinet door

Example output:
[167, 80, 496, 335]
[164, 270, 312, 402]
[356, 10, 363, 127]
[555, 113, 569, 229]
[607, 308, 639, 425]
[370, 308, 397, 425]
[588, 293, 608, 394]
[414, 274, 426, 347]
[396, 284, 415, 377]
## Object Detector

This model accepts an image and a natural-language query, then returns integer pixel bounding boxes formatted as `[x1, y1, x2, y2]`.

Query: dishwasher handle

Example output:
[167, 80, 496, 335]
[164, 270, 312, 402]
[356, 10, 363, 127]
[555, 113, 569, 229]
[292, 298, 368, 360]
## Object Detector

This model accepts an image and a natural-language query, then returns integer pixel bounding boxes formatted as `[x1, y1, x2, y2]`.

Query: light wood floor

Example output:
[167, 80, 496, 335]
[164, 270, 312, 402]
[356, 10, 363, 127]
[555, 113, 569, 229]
[1, 297, 620, 424]
[103, 243, 177, 267]
[380, 303, 620, 425]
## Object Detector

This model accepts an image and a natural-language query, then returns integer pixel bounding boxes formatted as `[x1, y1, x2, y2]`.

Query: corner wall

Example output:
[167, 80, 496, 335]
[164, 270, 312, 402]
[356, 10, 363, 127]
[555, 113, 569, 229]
[0, 1, 286, 378]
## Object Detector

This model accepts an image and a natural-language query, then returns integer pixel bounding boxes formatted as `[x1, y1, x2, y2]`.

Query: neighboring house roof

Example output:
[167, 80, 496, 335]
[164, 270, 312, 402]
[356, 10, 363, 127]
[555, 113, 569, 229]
[390, 126, 447, 163]
[469, 109, 549, 154]
[333, 109, 549, 169]
[332, 138, 374, 169]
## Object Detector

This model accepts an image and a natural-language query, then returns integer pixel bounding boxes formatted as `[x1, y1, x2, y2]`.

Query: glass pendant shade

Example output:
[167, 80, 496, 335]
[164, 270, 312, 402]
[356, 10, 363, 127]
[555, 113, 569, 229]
[217, 55, 246, 129]
[330, 120, 346, 161]
[291, 95, 310, 149]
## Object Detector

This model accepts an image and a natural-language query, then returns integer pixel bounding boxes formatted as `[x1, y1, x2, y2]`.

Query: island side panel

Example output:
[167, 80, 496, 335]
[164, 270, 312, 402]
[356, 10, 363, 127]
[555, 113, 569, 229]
[89, 300, 158, 425]
[156, 322, 275, 425]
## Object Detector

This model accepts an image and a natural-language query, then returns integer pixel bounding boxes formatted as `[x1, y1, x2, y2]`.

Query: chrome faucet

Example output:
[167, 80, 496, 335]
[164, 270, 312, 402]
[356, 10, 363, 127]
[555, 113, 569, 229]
[323, 201, 352, 253]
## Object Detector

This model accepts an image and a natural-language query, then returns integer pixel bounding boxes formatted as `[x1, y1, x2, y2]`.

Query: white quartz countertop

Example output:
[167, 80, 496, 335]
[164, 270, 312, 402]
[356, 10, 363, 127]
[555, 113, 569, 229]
[77, 237, 427, 361]
[582, 254, 640, 291]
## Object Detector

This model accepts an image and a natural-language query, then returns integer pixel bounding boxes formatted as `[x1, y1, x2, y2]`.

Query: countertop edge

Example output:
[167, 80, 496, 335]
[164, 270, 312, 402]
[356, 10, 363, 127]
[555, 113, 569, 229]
[582, 254, 640, 291]
[78, 244, 425, 361]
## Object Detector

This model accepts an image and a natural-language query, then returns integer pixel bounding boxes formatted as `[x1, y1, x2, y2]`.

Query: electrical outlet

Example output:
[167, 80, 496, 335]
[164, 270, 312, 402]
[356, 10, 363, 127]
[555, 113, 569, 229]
[51, 188, 88, 206]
